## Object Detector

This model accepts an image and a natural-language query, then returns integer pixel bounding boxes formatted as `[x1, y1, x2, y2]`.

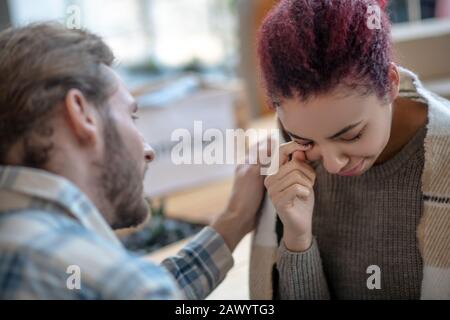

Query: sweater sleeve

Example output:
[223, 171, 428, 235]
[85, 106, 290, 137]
[276, 238, 330, 300]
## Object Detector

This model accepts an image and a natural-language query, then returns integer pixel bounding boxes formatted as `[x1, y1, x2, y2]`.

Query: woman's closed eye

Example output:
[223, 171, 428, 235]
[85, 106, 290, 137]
[340, 127, 366, 142]
[292, 127, 366, 146]
[341, 132, 363, 142]
[294, 140, 313, 149]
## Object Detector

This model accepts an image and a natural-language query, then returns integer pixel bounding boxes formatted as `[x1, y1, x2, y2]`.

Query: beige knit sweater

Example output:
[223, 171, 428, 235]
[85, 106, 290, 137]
[249, 67, 450, 300]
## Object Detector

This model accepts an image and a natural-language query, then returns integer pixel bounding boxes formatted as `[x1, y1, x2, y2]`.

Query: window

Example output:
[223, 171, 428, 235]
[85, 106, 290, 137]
[7, 0, 238, 69]
[387, 0, 450, 23]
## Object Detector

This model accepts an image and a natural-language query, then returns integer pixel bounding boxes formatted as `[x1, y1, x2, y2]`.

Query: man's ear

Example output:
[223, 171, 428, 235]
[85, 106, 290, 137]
[64, 89, 100, 145]
[387, 62, 400, 103]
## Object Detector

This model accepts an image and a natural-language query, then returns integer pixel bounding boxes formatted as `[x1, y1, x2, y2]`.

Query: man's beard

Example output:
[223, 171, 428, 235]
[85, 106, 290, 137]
[95, 117, 149, 230]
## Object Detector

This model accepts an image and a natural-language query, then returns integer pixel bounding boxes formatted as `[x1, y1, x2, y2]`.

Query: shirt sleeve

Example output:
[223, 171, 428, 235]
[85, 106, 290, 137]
[2, 222, 233, 300]
[161, 226, 234, 300]
[276, 238, 330, 300]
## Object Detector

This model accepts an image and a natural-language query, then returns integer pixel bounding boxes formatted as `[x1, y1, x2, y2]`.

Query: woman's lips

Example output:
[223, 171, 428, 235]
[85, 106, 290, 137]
[338, 159, 365, 176]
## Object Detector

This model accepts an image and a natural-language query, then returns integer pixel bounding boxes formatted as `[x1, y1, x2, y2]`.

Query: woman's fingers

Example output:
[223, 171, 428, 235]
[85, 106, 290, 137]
[280, 159, 315, 183]
[268, 170, 313, 198]
[264, 158, 315, 188]
[272, 183, 310, 207]
[274, 141, 310, 167]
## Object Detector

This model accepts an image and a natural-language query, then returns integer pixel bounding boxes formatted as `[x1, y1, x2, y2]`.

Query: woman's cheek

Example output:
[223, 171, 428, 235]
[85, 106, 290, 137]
[359, 128, 390, 158]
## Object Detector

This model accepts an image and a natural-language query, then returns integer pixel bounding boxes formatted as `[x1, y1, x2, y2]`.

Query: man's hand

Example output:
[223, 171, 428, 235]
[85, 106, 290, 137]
[264, 141, 316, 252]
[211, 139, 268, 252]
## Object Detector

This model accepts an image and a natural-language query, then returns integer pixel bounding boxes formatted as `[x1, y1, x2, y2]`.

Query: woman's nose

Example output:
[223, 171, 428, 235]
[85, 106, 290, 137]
[322, 154, 347, 174]
[307, 146, 348, 174]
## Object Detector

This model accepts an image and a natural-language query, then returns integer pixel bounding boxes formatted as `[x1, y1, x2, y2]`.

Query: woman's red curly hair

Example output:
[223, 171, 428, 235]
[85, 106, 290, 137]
[258, 0, 393, 105]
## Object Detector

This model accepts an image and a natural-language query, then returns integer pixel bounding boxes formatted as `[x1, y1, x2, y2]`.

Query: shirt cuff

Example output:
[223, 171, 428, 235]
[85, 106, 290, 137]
[180, 226, 234, 298]
[192, 226, 235, 276]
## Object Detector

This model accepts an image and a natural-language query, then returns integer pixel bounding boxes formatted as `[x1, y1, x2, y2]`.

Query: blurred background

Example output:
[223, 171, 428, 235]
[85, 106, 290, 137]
[1, 0, 449, 298]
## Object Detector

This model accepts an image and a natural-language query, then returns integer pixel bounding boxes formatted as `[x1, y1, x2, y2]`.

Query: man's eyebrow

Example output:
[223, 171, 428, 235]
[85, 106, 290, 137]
[286, 120, 363, 142]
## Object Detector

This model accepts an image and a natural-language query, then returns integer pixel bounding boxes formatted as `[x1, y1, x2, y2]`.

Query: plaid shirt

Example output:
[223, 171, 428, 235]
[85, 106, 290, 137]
[0, 166, 234, 300]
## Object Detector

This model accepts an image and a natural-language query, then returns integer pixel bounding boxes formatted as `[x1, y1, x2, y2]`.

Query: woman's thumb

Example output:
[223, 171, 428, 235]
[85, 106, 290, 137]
[293, 150, 306, 162]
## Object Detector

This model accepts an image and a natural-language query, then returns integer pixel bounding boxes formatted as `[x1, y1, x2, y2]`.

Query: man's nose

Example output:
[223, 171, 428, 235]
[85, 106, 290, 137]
[144, 142, 155, 163]
[138, 131, 155, 163]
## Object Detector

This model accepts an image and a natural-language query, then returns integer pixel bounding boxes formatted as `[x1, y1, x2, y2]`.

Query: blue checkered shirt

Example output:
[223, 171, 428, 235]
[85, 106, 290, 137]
[0, 166, 234, 299]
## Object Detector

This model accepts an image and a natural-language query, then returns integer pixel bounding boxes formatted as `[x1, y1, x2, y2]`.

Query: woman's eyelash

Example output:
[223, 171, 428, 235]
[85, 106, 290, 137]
[294, 140, 313, 148]
[292, 127, 365, 146]
[343, 128, 365, 142]
[345, 133, 362, 142]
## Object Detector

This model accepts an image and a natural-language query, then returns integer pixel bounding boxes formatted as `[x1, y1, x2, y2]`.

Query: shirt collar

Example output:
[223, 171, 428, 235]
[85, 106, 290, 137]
[0, 165, 123, 248]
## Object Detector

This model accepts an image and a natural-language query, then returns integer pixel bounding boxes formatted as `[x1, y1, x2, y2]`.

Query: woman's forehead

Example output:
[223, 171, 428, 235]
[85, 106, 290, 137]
[277, 93, 381, 137]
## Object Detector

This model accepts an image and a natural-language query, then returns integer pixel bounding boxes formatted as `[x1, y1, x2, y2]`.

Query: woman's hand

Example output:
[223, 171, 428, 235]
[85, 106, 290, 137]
[264, 141, 316, 252]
